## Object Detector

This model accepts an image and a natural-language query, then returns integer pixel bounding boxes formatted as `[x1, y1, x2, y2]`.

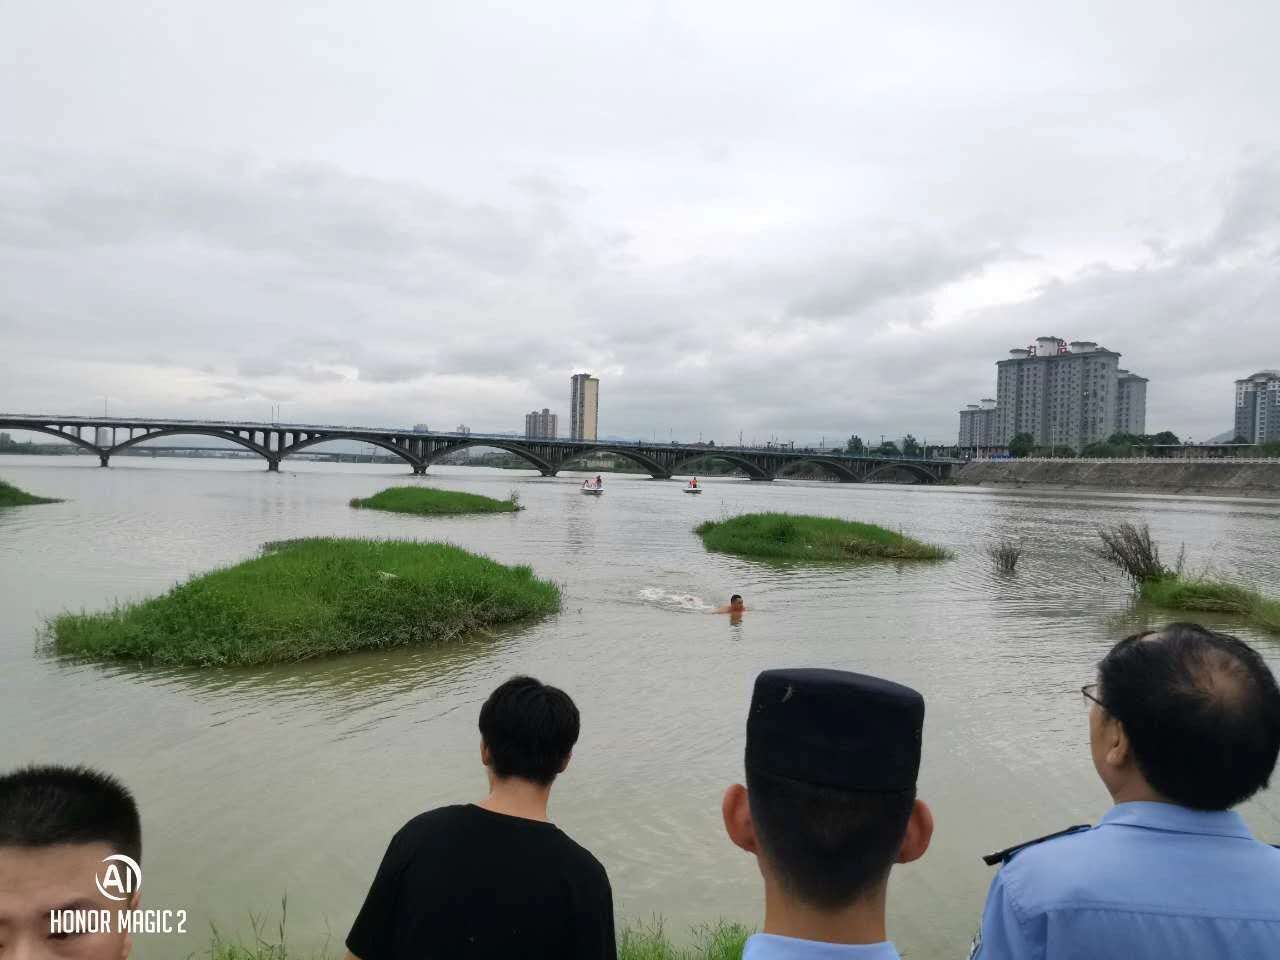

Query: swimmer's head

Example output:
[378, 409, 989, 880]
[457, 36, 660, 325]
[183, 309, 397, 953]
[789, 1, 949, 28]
[730, 594, 744, 611]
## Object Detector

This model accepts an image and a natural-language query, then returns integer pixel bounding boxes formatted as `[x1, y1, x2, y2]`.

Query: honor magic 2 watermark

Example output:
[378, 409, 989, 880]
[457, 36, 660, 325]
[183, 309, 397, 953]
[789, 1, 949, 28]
[48, 853, 188, 935]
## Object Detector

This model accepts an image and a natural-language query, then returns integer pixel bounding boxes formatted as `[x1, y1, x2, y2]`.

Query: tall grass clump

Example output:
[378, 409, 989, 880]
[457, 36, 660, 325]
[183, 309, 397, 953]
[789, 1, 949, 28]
[1097, 522, 1280, 634]
[350, 486, 522, 516]
[0, 478, 60, 507]
[618, 919, 752, 960]
[986, 539, 1023, 573]
[203, 913, 749, 960]
[1096, 521, 1169, 584]
[695, 512, 948, 562]
[50, 538, 561, 666]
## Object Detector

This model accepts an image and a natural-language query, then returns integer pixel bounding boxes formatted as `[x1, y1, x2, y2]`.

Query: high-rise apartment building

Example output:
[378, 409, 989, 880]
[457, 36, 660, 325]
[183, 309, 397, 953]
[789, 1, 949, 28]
[1234, 370, 1280, 443]
[569, 373, 599, 441]
[957, 399, 998, 451]
[1115, 370, 1149, 436]
[525, 408, 558, 439]
[987, 337, 1147, 450]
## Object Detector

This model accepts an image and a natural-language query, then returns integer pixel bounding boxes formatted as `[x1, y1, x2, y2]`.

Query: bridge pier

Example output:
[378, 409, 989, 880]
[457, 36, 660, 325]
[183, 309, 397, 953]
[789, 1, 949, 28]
[267, 459, 280, 472]
[412, 465, 427, 475]
[749, 474, 776, 481]
[98, 453, 110, 468]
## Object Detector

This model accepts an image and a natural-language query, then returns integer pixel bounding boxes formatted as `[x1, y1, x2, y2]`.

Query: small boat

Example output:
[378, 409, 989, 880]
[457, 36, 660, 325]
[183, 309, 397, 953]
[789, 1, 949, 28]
[581, 482, 604, 496]
[682, 484, 703, 494]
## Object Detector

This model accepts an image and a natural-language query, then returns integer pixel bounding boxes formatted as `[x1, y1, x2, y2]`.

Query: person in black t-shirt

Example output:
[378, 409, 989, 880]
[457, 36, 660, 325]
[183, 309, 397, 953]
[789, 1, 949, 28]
[344, 676, 615, 960]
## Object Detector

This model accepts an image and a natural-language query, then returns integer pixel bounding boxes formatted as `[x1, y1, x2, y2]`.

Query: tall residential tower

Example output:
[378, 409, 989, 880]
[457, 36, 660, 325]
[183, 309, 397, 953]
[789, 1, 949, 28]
[569, 373, 599, 441]
[963, 336, 1148, 451]
[1234, 370, 1280, 443]
[525, 408, 558, 439]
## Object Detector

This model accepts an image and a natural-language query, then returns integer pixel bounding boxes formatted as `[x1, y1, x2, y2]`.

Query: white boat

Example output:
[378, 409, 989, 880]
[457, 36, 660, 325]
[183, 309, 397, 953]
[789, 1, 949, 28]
[682, 484, 703, 494]
[581, 483, 604, 495]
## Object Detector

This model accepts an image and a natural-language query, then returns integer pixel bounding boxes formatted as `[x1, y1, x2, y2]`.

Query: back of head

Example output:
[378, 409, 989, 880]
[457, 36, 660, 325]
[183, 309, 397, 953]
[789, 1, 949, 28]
[745, 668, 924, 909]
[478, 676, 580, 786]
[0, 765, 141, 862]
[1099, 622, 1280, 810]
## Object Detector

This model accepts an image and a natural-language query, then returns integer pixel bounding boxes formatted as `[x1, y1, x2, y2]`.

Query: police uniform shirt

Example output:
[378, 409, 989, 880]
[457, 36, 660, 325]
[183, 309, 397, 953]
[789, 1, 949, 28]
[743, 932, 901, 959]
[973, 801, 1280, 960]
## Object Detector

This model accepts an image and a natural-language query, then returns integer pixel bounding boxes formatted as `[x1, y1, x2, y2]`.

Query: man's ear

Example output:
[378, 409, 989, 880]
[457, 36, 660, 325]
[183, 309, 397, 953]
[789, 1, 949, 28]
[480, 741, 491, 768]
[896, 798, 934, 865]
[558, 751, 572, 774]
[119, 889, 141, 958]
[1104, 716, 1131, 769]
[722, 783, 759, 854]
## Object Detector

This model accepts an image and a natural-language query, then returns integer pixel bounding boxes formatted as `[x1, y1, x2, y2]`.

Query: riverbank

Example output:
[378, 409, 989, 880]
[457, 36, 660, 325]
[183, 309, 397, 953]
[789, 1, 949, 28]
[49, 538, 561, 666]
[956, 459, 1280, 498]
[695, 513, 948, 561]
[350, 486, 521, 515]
[0, 478, 60, 506]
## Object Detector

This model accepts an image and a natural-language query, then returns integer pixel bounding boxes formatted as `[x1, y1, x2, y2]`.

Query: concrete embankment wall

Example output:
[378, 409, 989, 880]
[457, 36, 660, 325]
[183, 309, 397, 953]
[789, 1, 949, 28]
[954, 460, 1280, 498]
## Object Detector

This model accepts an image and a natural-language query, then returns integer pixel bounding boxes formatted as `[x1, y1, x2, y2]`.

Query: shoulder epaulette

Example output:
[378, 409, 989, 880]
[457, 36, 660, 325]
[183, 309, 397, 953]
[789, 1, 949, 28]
[982, 824, 1091, 866]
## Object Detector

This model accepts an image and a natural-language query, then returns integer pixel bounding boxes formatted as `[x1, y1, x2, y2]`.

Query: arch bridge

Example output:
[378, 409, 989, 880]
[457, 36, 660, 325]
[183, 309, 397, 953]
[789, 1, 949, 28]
[0, 415, 957, 484]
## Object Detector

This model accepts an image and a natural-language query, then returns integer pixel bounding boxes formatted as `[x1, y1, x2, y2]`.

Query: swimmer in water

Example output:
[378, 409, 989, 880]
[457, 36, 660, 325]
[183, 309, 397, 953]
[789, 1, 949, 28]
[715, 594, 746, 614]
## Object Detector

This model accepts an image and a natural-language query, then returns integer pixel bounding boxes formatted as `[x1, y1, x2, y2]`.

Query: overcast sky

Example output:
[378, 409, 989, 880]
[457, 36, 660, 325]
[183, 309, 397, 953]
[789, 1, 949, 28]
[3, 1, 1278, 445]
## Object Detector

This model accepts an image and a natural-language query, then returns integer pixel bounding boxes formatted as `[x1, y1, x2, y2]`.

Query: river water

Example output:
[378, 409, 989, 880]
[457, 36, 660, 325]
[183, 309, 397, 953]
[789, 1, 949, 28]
[2, 455, 1279, 958]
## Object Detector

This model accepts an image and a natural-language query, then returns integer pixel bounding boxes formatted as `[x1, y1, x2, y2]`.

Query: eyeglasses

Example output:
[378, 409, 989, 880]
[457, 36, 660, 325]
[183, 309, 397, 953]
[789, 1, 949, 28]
[1081, 683, 1105, 710]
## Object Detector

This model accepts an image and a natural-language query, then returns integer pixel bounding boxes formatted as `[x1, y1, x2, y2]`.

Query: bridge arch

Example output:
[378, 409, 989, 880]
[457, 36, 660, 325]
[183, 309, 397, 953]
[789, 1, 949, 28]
[774, 457, 862, 482]
[0, 423, 106, 458]
[283, 433, 423, 469]
[422, 438, 556, 476]
[862, 461, 940, 484]
[109, 428, 274, 463]
[558, 445, 672, 479]
[667, 452, 772, 481]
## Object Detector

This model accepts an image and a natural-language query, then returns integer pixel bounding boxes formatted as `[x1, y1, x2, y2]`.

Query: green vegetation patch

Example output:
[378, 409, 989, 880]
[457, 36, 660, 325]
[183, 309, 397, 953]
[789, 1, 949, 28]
[1097, 522, 1280, 634]
[50, 538, 560, 666]
[0, 478, 61, 507]
[350, 486, 521, 516]
[695, 512, 948, 562]
[1141, 576, 1280, 634]
[207, 916, 751, 960]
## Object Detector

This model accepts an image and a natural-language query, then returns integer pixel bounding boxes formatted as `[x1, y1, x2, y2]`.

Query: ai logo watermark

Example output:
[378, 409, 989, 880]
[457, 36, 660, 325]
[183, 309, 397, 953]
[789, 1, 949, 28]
[48, 854, 187, 936]
[95, 853, 142, 902]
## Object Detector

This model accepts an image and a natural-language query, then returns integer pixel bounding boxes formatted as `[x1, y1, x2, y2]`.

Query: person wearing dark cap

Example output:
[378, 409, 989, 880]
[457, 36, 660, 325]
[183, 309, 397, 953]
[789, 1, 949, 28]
[971, 623, 1280, 959]
[722, 668, 933, 959]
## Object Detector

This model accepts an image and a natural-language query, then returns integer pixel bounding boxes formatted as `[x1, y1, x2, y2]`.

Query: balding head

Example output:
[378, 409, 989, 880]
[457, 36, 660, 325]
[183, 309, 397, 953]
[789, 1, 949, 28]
[1096, 623, 1280, 810]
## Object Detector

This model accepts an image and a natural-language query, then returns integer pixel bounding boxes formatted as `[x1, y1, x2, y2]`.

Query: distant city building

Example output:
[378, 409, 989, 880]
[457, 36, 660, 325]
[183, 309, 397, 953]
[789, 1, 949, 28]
[982, 337, 1148, 451]
[1115, 370, 1149, 436]
[1235, 370, 1280, 443]
[569, 373, 599, 441]
[455, 424, 471, 435]
[0, 432, 10, 446]
[957, 399, 998, 451]
[413, 423, 430, 433]
[525, 408, 558, 439]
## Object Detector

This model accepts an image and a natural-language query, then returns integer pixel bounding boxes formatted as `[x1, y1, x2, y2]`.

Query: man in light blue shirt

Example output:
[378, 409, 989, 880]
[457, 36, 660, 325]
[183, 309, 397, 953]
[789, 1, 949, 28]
[973, 621, 1280, 959]
[722, 669, 934, 959]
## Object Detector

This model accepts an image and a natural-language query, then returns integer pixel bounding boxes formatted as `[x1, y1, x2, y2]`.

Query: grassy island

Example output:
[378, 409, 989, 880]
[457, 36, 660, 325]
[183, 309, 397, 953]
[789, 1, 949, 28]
[350, 486, 521, 516]
[0, 478, 60, 507]
[1099, 522, 1280, 634]
[695, 512, 948, 562]
[50, 538, 560, 666]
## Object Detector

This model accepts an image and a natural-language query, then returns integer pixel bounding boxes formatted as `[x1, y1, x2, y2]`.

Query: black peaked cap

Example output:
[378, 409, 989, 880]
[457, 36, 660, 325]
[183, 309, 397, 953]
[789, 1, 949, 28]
[746, 668, 924, 792]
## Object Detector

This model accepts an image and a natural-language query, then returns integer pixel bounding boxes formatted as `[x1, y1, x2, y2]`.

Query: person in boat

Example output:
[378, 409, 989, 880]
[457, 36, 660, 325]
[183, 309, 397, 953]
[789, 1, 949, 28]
[971, 622, 1280, 960]
[691, 477, 698, 488]
[595, 475, 603, 489]
[722, 669, 932, 960]
[715, 594, 745, 614]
